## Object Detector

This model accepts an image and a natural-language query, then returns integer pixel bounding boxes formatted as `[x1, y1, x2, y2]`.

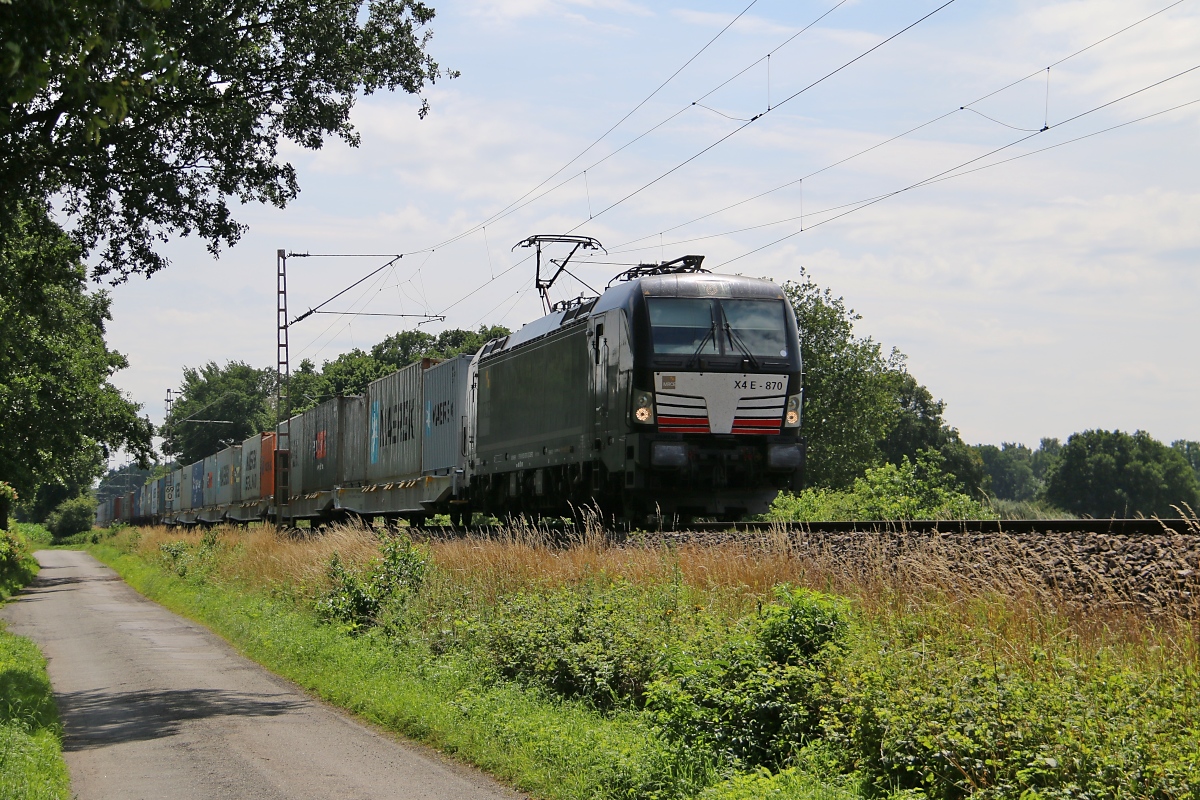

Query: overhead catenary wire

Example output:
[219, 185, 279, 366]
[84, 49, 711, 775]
[565, 0, 962, 234]
[408, 0, 766, 256]
[292, 1, 851, 325]
[606, 0, 1193, 254]
[711, 65, 1200, 268]
[448, 0, 855, 241]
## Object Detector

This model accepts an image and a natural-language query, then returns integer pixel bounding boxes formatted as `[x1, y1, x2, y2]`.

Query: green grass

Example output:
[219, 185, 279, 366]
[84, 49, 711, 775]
[0, 629, 71, 800]
[84, 527, 1200, 800]
[10, 525, 52, 548]
[88, 544, 714, 800]
[0, 528, 70, 800]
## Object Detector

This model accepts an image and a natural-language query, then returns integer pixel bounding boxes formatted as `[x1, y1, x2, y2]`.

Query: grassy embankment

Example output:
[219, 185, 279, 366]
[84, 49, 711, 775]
[0, 523, 71, 800]
[87, 521, 1200, 800]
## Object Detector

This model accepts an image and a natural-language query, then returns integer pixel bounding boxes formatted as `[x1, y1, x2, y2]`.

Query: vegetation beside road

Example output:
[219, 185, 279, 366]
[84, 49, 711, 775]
[88, 522, 1200, 800]
[0, 525, 71, 800]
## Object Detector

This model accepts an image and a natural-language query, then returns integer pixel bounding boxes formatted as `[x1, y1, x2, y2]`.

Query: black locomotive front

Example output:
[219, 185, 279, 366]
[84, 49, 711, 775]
[467, 264, 803, 522]
[617, 273, 804, 519]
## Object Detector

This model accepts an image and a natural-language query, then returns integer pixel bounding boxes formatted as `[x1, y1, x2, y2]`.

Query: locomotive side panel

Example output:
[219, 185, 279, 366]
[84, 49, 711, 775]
[475, 324, 591, 474]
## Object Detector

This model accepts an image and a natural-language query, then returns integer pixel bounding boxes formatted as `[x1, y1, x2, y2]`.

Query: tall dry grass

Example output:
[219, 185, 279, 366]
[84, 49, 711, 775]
[114, 517, 1199, 666]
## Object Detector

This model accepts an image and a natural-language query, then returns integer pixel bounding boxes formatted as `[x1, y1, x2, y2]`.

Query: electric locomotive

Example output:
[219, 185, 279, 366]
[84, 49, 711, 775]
[465, 256, 803, 521]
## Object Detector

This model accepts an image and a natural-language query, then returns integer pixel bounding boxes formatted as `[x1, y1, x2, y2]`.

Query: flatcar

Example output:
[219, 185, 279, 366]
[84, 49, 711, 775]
[100, 258, 804, 527]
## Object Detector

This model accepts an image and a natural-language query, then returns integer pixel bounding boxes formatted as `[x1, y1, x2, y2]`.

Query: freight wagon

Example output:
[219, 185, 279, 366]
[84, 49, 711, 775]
[101, 262, 804, 528]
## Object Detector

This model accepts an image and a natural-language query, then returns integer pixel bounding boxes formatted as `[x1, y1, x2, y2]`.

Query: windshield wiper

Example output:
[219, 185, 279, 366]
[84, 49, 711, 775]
[687, 319, 718, 368]
[724, 322, 761, 371]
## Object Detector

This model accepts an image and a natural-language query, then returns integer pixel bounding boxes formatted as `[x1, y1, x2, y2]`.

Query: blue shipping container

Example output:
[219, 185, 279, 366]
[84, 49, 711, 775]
[191, 462, 204, 507]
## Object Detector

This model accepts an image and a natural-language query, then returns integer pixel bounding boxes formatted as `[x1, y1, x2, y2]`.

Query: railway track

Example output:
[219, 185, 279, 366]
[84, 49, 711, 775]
[408, 517, 1199, 612]
[681, 518, 1198, 535]
[416, 518, 1197, 536]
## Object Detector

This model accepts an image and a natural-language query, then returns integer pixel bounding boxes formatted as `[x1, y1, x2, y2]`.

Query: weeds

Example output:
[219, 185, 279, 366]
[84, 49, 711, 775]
[92, 522, 1200, 800]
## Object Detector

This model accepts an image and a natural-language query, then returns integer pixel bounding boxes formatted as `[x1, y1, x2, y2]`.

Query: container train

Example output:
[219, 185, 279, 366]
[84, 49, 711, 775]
[96, 262, 805, 528]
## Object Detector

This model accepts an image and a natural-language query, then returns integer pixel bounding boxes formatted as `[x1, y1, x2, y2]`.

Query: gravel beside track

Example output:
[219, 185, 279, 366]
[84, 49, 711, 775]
[417, 519, 1200, 611]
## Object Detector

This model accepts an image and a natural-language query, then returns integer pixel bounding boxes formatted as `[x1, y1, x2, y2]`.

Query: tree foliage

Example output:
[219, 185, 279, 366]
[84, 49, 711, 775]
[783, 272, 978, 492]
[161, 361, 275, 464]
[1043, 429, 1200, 518]
[1172, 440, 1200, 492]
[973, 438, 1065, 505]
[767, 449, 996, 522]
[291, 325, 510, 413]
[0, 201, 152, 497]
[0, 0, 450, 279]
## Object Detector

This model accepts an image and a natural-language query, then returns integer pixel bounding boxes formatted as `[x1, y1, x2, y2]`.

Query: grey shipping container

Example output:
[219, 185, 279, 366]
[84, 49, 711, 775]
[341, 395, 369, 485]
[366, 362, 424, 482]
[422, 355, 472, 475]
[203, 455, 218, 507]
[190, 461, 204, 508]
[241, 434, 263, 499]
[300, 396, 366, 492]
[155, 476, 166, 517]
[277, 413, 304, 498]
[169, 468, 183, 513]
[216, 446, 240, 506]
[148, 480, 158, 518]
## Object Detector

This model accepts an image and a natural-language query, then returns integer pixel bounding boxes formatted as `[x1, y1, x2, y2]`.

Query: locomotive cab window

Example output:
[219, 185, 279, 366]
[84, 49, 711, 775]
[647, 298, 720, 355]
[720, 299, 789, 358]
[647, 297, 788, 358]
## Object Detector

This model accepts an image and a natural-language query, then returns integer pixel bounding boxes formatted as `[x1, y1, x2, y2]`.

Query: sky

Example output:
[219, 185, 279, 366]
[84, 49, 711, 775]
[94, 0, 1200, 465]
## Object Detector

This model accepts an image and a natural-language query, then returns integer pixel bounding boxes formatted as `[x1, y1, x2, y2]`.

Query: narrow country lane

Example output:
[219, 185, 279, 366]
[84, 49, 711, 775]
[0, 550, 522, 800]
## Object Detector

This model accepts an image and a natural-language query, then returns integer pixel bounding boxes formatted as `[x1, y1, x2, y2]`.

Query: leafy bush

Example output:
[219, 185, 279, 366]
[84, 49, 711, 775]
[45, 495, 96, 538]
[476, 578, 697, 709]
[158, 528, 220, 580]
[822, 614, 1200, 800]
[316, 534, 427, 633]
[12, 523, 53, 546]
[769, 450, 996, 522]
[646, 588, 850, 771]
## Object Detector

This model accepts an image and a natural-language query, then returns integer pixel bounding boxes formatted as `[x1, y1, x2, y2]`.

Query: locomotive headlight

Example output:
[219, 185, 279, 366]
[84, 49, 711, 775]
[784, 393, 802, 427]
[632, 390, 656, 424]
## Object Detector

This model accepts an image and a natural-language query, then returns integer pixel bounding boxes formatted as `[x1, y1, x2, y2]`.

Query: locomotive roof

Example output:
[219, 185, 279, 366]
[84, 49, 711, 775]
[481, 272, 786, 359]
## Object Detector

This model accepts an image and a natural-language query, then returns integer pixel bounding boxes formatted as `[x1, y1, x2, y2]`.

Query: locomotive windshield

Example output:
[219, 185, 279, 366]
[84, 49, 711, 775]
[647, 298, 790, 358]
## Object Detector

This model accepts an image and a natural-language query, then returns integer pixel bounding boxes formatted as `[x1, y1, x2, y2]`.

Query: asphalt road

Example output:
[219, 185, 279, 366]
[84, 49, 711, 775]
[1, 550, 522, 800]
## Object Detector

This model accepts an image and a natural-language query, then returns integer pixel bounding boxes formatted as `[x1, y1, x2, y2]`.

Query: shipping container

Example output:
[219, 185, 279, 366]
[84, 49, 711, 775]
[132, 487, 142, 520]
[169, 468, 184, 513]
[148, 481, 158, 519]
[341, 395, 369, 485]
[366, 362, 424, 482]
[260, 432, 276, 500]
[124, 491, 135, 521]
[299, 396, 365, 493]
[241, 434, 262, 499]
[277, 414, 304, 499]
[202, 455, 218, 507]
[216, 446, 240, 506]
[422, 355, 472, 475]
[190, 462, 204, 508]
[154, 476, 166, 517]
[113, 496, 122, 521]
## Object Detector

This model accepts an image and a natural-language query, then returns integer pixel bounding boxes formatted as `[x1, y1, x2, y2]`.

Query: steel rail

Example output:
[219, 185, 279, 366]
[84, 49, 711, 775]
[411, 518, 1195, 536]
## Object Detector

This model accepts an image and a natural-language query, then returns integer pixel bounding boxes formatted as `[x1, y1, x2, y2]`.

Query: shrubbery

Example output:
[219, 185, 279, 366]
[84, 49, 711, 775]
[45, 495, 95, 538]
[316, 534, 427, 632]
[768, 450, 995, 522]
[98, 526, 1200, 800]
